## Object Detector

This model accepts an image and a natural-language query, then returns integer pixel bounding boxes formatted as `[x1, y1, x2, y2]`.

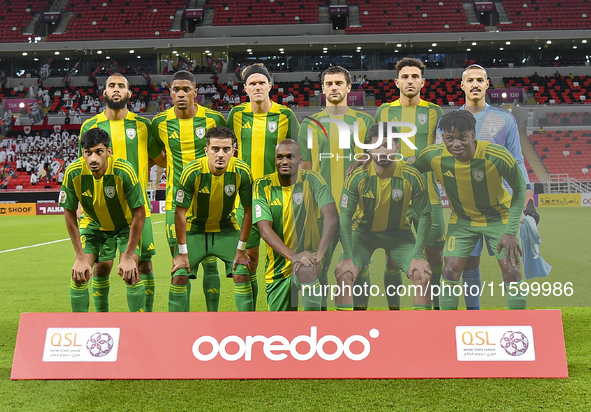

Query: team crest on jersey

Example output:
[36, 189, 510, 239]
[104, 186, 116, 199]
[391, 189, 403, 201]
[59, 190, 67, 204]
[417, 114, 427, 125]
[488, 124, 499, 136]
[224, 184, 235, 196]
[472, 170, 485, 182]
[268, 121, 277, 133]
[196, 127, 205, 139]
[292, 192, 303, 205]
[126, 128, 136, 140]
[24, 126, 31, 134]
[176, 190, 185, 203]
[406, 156, 416, 164]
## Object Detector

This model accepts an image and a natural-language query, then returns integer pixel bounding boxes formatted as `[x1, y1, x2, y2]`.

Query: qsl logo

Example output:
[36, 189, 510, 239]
[500, 331, 529, 356]
[86, 332, 114, 357]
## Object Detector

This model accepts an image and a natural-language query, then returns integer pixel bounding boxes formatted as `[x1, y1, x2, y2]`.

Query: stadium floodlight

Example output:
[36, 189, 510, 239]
[19, 102, 25, 108]
[432, 43, 437, 47]
[574, 46, 578, 49]
[54, 51, 60, 55]
[583, 40, 588, 44]
[500, 47, 504, 51]
[97, 50, 102, 54]
[22, 52, 27, 56]
[34, 58, 39, 61]
[397, 43, 402, 47]
[546, 40, 552, 44]
[471, 42, 477, 46]
[466, 48, 471, 51]
[428, 49, 432, 52]
[205, 50, 210, 53]
[502, 92, 507, 98]
[506, 41, 511, 45]
[129, 49, 135, 53]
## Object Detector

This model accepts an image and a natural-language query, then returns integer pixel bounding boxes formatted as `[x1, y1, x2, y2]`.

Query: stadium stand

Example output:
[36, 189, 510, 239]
[501, 0, 591, 31]
[529, 129, 591, 180]
[0, 0, 52, 43]
[46, 0, 186, 41]
[210, 0, 322, 25]
[504, 75, 591, 105]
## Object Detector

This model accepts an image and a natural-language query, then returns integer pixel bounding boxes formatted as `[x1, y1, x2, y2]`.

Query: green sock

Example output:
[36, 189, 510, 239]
[353, 266, 371, 310]
[234, 281, 253, 311]
[384, 266, 402, 310]
[140, 272, 155, 312]
[301, 279, 322, 311]
[505, 280, 528, 309]
[413, 304, 433, 310]
[185, 279, 192, 312]
[440, 278, 460, 310]
[126, 281, 146, 312]
[169, 283, 187, 312]
[335, 303, 353, 311]
[318, 270, 328, 311]
[92, 276, 110, 312]
[202, 258, 221, 312]
[70, 280, 89, 312]
[430, 264, 443, 310]
[249, 272, 258, 310]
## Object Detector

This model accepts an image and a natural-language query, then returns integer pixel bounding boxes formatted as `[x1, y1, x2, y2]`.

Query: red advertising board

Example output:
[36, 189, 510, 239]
[36, 202, 64, 215]
[11, 310, 567, 380]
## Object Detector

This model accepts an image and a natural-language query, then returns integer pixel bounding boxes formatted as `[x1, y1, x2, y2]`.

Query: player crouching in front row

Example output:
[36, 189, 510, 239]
[171, 127, 254, 311]
[253, 140, 338, 311]
[335, 123, 433, 311]
[59, 128, 146, 312]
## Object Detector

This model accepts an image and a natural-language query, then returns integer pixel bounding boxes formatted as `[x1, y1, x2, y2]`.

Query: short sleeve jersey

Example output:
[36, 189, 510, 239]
[59, 155, 144, 231]
[227, 101, 300, 181]
[151, 104, 226, 210]
[415, 141, 526, 228]
[80, 111, 159, 216]
[174, 156, 253, 233]
[252, 170, 334, 283]
[297, 108, 374, 210]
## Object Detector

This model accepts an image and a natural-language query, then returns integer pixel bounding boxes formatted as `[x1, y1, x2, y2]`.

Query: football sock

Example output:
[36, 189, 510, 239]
[318, 270, 329, 311]
[431, 263, 443, 310]
[169, 283, 187, 312]
[92, 275, 110, 312]
[353, 266, 370, 310]
[126, 281, 145, 312]
[70, 280, 89, 312]
[202, 258, 221, 312]
[335, 303, 353, 311]
[234, 281, 253, 311]
[413, 304, 432, 310]
[185, 278, 192, 312]
[505, 280, 528, 309]
[462, 267, 481, 310]
[440, 278, 460, 310]
[384, 266, 402, 310]
[249, 272, 258, 310]
[301, 279, 322, 311]
[140, 272, 155, 312]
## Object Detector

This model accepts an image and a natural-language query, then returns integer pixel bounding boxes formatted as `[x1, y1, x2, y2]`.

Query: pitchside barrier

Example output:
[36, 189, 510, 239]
[11, 310, 567, 379]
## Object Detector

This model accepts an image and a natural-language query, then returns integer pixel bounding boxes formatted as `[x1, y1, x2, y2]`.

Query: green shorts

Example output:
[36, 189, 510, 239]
[172, 229, 249, 279]
[236, 205, 260, 249]
[80, 226, 140, 259]
[407, 202, 446, 249]
[444, 219, 518, 260]
[166, 208, 177, 248]
[97, 216, 156, 262]
[340, 230, 416, 274]
[265, 276, 300, 311]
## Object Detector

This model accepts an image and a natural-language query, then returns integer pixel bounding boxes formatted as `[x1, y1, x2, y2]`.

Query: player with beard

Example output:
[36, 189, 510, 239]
[80, 73, 163, 312]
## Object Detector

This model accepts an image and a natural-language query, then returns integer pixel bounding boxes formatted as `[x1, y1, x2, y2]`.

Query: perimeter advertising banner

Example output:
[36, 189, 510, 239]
[12, 311, 567, 380]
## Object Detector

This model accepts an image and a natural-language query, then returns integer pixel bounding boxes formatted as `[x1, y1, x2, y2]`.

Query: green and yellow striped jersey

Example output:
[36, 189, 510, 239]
[59, 155, 144, 231]
[297, 108, 374, 210]
[252, 170, 334, 284]
[175, 156, 253, 233]
[151, 104, 226, 210]
[375, 99, 444, 204]
[80, 111, 159, 217]
[415, 141, 526, 234]
[227, 101, 300, 181]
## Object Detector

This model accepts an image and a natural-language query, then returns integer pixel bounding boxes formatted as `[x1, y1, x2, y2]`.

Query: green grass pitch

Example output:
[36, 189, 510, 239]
[0, 207, 590, 410]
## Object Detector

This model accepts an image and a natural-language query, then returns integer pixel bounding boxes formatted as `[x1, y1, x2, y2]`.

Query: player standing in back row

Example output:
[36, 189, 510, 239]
[227, 63, 300, 310]
[374, 57, 445, 309]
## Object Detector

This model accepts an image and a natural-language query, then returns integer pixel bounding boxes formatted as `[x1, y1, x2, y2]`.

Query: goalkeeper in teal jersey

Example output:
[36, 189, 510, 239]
[414, 110, 527, 310]
[59, 128, 146, 312]
[335, 123, 433, 310]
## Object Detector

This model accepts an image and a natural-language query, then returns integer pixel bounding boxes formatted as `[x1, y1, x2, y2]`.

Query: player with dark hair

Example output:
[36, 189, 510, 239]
[253, 139, 338, 311]
[152, 70, 226, 312]
[170, 126, 255, 311]
[415, 110, 527, 310]
[227, 63, 300, 310]
[60, 128, 146, 312]
[335, 123, 432, 310]
[80, 72, 163, 312]
[298, 65, 374, 309]
[373, 56, 445, 310]
[454, 63, 535, 309]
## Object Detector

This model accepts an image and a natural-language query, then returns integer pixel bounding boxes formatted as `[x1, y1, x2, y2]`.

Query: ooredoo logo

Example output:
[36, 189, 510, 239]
[192, 326, 380, 362]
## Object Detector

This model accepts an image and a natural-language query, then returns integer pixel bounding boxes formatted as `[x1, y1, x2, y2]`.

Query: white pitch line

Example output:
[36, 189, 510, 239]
[0, 238, 69, 254]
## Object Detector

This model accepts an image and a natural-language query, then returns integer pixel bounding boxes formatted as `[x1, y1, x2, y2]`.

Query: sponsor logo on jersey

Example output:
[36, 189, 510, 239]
[472, 170, 484, 182]
[391, 189, 403, 201]
[292, 192, 303, 205]
[176, 190, 185, 203]
[363, 191, 375, 199]
[147, 243, 156, 251]
[126, 129, 136, 140]
[82, 190, 93, 197]
[443, 170, 454, 178]
[271, 198, 282, 206]
[59, 190, 67, 203]
[169, 131, 180, 140]
[199, 186, 210, 194]
[196, 127, 205, 139]
[417, 114, 427, 125]
[255, 204, 262, 218]
[104, 186, 116, 199]
[242, 121, 252, 129]
[340, 194, 348, 208]
[224, 184, 235, 196]
[268, 121, 277, 133]
[406, 156, 416, 164]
